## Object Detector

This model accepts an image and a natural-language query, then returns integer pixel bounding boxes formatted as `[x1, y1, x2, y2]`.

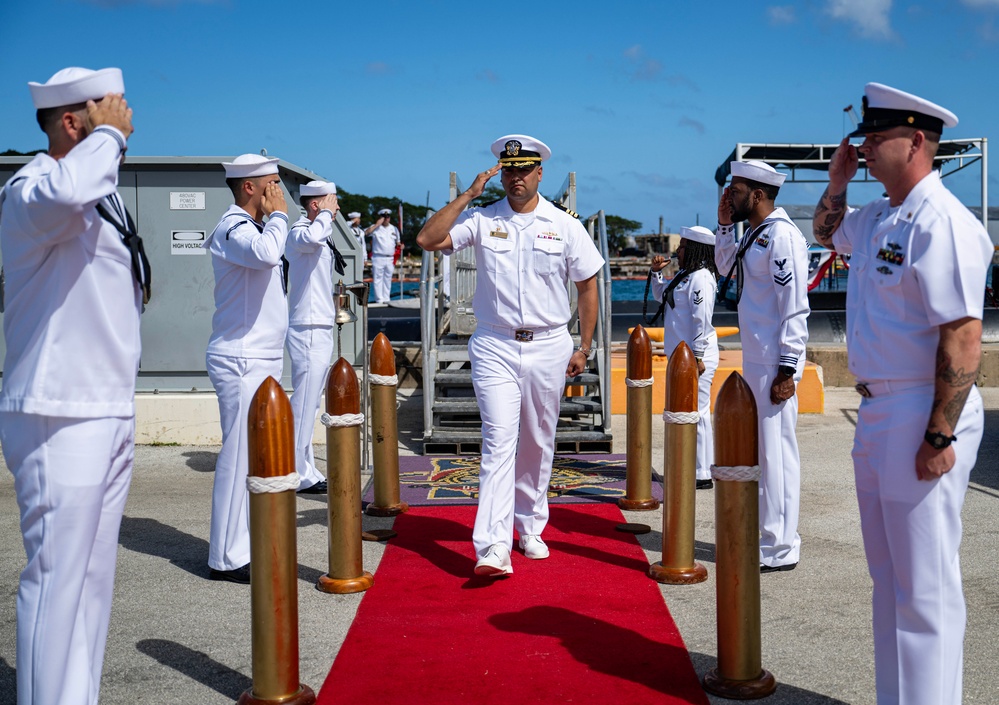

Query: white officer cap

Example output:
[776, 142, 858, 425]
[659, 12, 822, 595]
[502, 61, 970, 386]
[491, 134, 552, 166]
[849, 82, 958, 137]
[347, 211, 361, 219]
[300, 180, 336, 196]
[378, 208, 392, 215]
[730, 160, 786, 187]
[223, 154, 280, 179]
[680, 226, 716, 246]
[29, 67, 125, 109]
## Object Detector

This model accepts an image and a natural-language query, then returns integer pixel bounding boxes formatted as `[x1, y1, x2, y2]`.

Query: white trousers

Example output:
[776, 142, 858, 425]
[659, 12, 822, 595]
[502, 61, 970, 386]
[742, 360, 801, 567]
[286, 324, 334, 488]
[853, 384, 982, 705]
[695, 343, 719, 481]
[468, 328, 573, 558]
[372, 255, 393, 302]
[0, 413, 134, 705]
[206, 353, 283, 571]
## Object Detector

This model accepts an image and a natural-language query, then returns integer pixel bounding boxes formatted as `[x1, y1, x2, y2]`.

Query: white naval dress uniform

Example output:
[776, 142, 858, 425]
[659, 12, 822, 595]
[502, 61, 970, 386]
[370, 222, 400, 302]
[350, 224, 366, 254]
[715, 207, 809, 567]
[447, 197, 605, 558]
[0, 126, 141, 705]
[652, 268, 719, 480]
[285, 209, 337, 489]
[832, 171, 990, 705]
[205, 204, 289, 571]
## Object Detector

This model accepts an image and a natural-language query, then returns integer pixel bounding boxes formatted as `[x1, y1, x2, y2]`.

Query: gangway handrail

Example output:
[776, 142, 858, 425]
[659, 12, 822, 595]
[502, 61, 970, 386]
[586, 211, 613, 433]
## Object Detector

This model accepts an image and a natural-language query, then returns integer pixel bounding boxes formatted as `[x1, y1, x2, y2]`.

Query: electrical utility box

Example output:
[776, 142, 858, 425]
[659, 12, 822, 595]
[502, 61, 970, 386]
[0, 155, 365, 393]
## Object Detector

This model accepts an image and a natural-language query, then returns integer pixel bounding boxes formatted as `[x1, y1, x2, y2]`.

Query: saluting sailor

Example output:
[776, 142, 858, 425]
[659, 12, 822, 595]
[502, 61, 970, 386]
[814, 83, 990, 705]
[346, 211, 366, 253]
[285, 180, 343, 494]
[204, 153, 290, 583]
[714, 160, 810, 573]
[417, 134, 605, 577]
[0, 66, 148, 705]
[649, 225, 719, 488]
[366, 207, 400, 304]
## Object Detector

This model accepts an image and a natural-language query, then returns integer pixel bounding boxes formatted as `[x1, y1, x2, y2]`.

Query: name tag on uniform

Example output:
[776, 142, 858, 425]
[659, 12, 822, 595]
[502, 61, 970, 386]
[489, 230, 508, 239]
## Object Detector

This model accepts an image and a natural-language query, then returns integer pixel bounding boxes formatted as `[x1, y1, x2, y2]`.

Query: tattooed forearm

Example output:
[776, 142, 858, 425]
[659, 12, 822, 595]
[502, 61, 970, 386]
[936, 349, 980, 388]
[931, 337, 982, 431]
[813, 187, 847, 247]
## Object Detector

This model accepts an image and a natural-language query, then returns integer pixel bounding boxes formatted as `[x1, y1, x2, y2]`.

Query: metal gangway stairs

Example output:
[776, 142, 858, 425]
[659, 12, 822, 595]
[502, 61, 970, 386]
[419, 172, 613, 455]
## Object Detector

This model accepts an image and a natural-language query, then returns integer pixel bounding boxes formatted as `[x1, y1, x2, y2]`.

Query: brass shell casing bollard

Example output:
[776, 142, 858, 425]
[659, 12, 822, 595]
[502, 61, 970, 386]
[649, 342, 708, 585]
[702, 372, 777, 699]
[366, 333, 408, 517]
[239, 377, 316, 705]
[620, 325, 660, 511]
[317, 358, 374, 594]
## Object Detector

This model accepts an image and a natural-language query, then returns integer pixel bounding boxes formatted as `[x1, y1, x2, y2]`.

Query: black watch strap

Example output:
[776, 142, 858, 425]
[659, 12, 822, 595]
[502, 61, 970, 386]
[924, 430, 957, 449]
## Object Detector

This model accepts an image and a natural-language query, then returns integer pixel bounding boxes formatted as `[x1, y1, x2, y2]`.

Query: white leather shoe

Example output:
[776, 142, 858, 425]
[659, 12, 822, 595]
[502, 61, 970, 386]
[518, 534, 550, 560]
[474, 544, 513, 577]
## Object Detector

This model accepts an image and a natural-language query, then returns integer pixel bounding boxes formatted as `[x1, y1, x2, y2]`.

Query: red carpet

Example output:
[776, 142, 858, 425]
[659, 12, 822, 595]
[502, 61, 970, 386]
[317, 504, 709, 704]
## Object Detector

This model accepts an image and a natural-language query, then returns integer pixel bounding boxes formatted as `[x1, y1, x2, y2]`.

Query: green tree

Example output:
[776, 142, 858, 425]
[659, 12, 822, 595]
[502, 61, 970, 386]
[336, 188, 430, 254]
[603, 214, 643, 254]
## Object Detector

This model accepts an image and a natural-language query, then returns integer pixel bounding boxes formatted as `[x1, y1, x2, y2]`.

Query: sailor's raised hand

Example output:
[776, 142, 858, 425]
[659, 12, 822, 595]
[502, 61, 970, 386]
[465, 164, 501, 200]
[86, 93, 133, 139]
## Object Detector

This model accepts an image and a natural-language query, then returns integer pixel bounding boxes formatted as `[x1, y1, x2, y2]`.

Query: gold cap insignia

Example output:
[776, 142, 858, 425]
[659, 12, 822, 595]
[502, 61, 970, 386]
[505, 140, 522, 157]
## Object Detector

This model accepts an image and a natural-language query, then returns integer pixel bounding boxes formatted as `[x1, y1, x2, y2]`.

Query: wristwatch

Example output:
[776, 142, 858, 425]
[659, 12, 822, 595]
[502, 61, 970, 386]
[924, 430, 957, 449]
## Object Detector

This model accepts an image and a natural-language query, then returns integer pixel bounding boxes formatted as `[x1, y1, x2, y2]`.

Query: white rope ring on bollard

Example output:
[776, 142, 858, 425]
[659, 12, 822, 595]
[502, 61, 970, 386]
[662, 410, 700, 424]
[369, 373, 399, 386]
[710, 464, 761, 482]
[625, 377, 655, 388]
[247, 472, 301, 494]
[321, 412, 365, 428]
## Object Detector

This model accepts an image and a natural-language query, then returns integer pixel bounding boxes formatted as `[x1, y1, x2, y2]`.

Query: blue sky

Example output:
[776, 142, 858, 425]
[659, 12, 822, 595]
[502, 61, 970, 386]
[2, 0, 998, 234]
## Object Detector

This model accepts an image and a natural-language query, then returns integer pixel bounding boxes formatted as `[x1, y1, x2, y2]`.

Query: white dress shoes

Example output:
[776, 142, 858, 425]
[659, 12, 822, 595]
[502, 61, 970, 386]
[518, 534, 550, 560]
[474, 543, 513, 577]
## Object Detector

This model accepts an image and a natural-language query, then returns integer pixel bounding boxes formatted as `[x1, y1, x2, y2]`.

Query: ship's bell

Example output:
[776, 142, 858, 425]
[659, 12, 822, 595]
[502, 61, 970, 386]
[333, 280, 358, 326]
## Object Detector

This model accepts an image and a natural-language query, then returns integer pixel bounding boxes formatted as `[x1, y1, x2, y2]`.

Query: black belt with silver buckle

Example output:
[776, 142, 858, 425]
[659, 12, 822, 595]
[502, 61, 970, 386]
[855, 383, 871, 398]
[515, 329, 534, 342]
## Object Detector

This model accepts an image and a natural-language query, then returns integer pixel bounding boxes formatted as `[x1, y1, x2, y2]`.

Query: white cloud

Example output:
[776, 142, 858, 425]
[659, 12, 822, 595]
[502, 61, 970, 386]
[767, 5, 796, 24]
[825, 0, 895, 40]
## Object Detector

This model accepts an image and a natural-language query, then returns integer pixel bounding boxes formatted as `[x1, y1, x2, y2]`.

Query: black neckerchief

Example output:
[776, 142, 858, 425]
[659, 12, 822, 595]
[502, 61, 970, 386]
[95, 195, 152, 305]
[225, 215, 290, 294]
[326, 236, 346, 275]
[643, 267, 695, 326]
[718, 220, 775, 306]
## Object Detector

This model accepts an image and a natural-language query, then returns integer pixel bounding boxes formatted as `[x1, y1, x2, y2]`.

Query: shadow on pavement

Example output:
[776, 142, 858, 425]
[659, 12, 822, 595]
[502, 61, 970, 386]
[182, 450, 218, 473]
[119, 516, 208, 579]
[0, 656, 15, 705]
[136, 639, 250, 700]
[971, 410, 999, 492]
[688, 652, 851, 704]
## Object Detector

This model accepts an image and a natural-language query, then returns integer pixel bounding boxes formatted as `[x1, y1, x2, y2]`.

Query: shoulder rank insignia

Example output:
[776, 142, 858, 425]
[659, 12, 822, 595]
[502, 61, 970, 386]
[876, 265, 893, 275]
[773, 258, 792, 286]
[552, 202, 580, 219]
[692, 290, 703, 305]
[876, 247, 904, 266]
[477, 197, 502, 208]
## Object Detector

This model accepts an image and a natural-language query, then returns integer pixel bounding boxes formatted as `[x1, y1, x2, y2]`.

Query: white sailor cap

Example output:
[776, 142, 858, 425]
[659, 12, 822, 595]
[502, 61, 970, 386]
[730, 160, 786, 187]
[29, 67, 125, 110]
[849, 82, 958, 137]
[223, 154, 280, 179]
[377, 208, 392, 215]
[491, 134, 551, 167]
[347, 211, 361, 219]
[680, 226, 715, 246]
[300, 180, 336, 197]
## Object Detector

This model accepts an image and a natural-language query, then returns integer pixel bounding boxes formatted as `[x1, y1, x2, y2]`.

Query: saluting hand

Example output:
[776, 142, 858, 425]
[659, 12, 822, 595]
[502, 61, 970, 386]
[828, 137, 859, 193]
[318, 193, 339, 214]
[261, 182, 287, 216]
[651, 255, 670, 272]
[717, 186, 733, 226]
[464, 164, 501, 200]
[86, 93, 133, 139]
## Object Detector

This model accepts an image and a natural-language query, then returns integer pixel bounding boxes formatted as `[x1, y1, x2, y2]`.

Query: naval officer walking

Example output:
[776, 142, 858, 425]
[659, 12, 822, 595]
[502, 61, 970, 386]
[714, 160, 810, 572]
[814, 82, 990, 705]
[0, 66, 149, 705]
[205, 154, 290, 583]
[417, 134, 604, 577]
[285, 180, 342, 494]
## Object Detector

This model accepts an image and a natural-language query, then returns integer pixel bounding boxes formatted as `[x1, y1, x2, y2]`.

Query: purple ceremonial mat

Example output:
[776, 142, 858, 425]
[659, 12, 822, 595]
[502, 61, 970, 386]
[363, 454, 664, 507]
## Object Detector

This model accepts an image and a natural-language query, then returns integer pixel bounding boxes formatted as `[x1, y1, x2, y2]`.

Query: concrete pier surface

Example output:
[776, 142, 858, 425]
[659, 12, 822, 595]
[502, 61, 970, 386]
[0, 387, 996, 704]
